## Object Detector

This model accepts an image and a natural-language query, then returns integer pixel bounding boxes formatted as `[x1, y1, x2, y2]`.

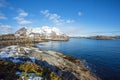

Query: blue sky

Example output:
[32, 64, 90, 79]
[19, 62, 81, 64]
[0, 0, 120, 36]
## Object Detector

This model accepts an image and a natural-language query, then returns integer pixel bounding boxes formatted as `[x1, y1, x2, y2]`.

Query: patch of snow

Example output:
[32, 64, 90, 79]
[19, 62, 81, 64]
[15, 52, 19, 55]
[15, 26, 65, 37]
[52, 27, 63, 35]
[24, 47, 31, 53]
[41, 26, 52, 34]
[0, 46, 26, 59]
[30, 57, 35, 62]
[33, 77, 43, 80]
[0, 46, 18, 58]
[16, 71, 22, 75]
[0, 51, 14, 58]
[22, 76, 24, 80]
[28, 76, 33, 80]
[12, 58, 21, 63]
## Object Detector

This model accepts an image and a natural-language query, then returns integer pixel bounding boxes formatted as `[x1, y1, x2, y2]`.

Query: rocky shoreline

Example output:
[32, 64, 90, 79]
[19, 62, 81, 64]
[0, 45, 99, 80]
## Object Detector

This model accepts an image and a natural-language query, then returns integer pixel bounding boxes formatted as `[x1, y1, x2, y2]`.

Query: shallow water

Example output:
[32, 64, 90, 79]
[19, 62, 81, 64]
[36, 38, 120, 80]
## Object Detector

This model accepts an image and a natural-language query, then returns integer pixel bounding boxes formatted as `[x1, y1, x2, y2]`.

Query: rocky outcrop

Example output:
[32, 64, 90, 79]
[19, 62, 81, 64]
[28, 47, 99, 80]
[0, 46, 99, 80]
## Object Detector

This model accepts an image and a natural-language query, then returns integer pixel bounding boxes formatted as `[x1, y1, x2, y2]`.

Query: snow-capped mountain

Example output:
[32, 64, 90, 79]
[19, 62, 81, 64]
[15, 26, 66, 37]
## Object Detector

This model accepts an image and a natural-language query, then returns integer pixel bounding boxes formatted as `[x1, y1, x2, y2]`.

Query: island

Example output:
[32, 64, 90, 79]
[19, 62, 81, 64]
[87, 35, 120, 40]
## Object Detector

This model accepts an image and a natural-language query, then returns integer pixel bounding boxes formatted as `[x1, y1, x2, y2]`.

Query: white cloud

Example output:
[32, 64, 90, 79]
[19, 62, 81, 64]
[0, 12, 7, 20]
[41, 10, 74, 25]
[41, 10, 50, 17]
[66, 19, 74, 23]
[14, 9, 32, 25]
[78, 11, 82, 16]
[18, 9, 28, 17]
[0, 23, 12, 34]
[41, 10, 63, 25]
[19, 20, 31, 24]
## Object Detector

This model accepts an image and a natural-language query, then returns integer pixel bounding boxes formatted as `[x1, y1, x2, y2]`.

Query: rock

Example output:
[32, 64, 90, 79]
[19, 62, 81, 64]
[28, 47, 99, 80]
[0, 46, 99, 80]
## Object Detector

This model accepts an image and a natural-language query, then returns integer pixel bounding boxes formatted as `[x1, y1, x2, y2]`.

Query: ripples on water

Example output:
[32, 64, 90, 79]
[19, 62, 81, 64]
[36, 38, 120, 80]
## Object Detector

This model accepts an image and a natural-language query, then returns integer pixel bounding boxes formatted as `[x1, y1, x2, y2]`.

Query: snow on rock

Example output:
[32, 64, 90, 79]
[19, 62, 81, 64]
[0, 45, 17, 58]
[15, 26, 65, 37]
[52, 27, 63, 35]
[16, 71, 22, 75]
[30, 57, 36, 62]
[26, 27, 43, 35]
[0, 46, 36, 63]
[24, 47, 32, 53]
[12, 58, 21, 63]
[0, 51, 12, 58]
[41, 26, 52, 34]
[0, 46, 31, 59]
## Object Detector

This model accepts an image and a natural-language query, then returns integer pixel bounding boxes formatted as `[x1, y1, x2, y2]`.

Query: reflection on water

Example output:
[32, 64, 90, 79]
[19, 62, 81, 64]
[37, 41, 61, 51]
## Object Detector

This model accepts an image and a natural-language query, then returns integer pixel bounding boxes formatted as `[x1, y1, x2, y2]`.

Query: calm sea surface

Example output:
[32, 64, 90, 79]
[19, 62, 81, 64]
[36, 38, 120, 80]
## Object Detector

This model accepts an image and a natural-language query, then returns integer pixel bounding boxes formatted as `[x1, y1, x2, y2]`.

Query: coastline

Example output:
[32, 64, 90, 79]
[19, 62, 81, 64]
[0, 45, 99, 80]
[33, 46, 100, 80]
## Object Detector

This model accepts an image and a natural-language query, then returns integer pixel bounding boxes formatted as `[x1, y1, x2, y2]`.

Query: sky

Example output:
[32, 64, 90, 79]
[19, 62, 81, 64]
[0, 0, 120, 36]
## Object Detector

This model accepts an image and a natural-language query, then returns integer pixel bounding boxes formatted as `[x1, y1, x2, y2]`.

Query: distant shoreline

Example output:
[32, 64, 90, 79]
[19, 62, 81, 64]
[70, 36, 120, 40]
